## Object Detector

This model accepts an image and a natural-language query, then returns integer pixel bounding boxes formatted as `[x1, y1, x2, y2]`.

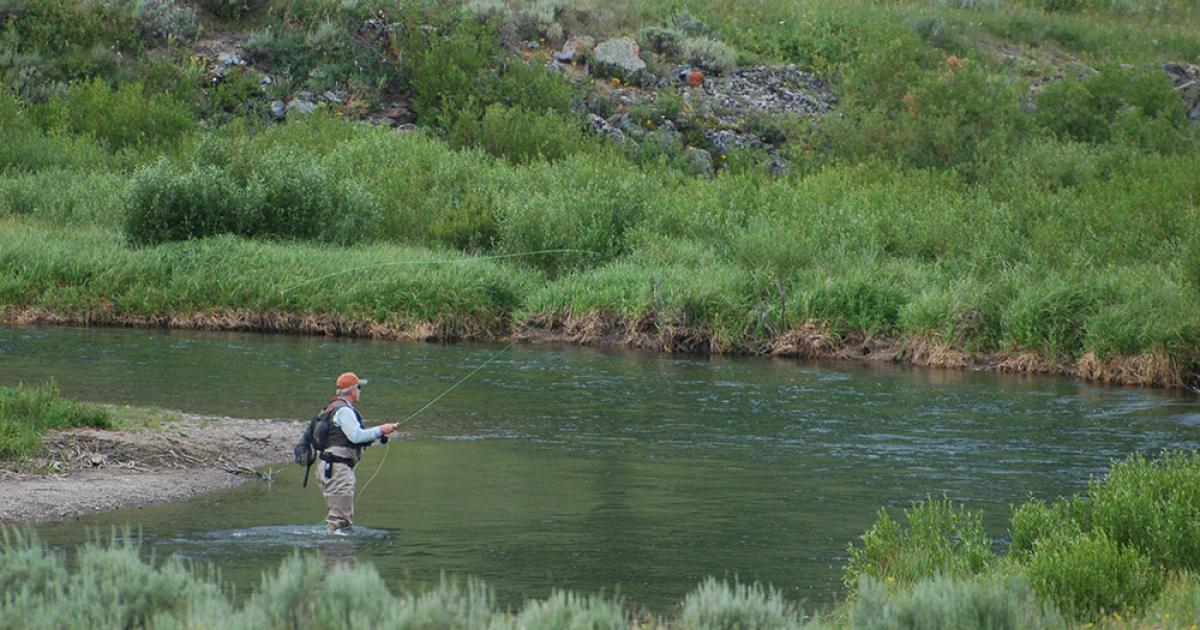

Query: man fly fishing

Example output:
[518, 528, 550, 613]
[314, 372, 398, 534]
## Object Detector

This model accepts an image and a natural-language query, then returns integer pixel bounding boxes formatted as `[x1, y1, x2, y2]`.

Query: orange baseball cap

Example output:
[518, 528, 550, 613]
[336, 372, 368, 389]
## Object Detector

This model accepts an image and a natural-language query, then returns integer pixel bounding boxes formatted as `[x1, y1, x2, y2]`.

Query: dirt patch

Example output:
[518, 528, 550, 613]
[0, 417, 304, 524]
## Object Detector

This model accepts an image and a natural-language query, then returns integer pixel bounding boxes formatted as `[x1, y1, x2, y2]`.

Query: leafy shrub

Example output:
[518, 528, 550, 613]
[132, 0, 200, 41]
[1036, 65, 1190, 151]
[449, 104, 591, 164]
[124, 154, 382, 246]
[666, 9, 710, 37]
[844, 496, 993, 592]
[637, 26, 685, 58]
[1087, 451, 1200, 572]
[0, 382, 113, 458]
[1023, 530, 1163, 621]
[31, 79, 195, 151]
[681, 37, 737, 74]
[1008, 497, 1087, 558]
[677, 577, 797, 630]
[847, 573, 1068, 630]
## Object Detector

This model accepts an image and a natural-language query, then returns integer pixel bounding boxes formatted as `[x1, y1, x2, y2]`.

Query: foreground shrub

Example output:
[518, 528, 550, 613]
[1088, 451, 1200, 572]
[846, 573, 1068, 630]
[0, 382, 113, 459]
[513, 590, 627, 630]
[678, 577, 798, 630]
[844, 496, 993, 592]
[1023, 530, 1163, 621]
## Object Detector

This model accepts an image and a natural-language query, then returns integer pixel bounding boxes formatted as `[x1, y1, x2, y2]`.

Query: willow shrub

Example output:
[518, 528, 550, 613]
[31, 79, 195, 152]
[844, 496, 993, 594]
[1023, 530, 1163, 621]
[123, 154, 381, 246]
[0, 382, 113, 459]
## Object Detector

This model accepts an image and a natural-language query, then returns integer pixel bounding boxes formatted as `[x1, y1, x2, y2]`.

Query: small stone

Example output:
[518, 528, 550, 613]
[217, 52, 244, 67]
[287, 99, 318, 115]
[554, 36, 595, 63]
[322, 90, 344, 104]
[269, 100, 287, 120]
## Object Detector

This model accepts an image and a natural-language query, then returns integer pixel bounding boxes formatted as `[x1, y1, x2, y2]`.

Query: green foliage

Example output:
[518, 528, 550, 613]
[681, 36, 738, 74]
[123, 153, 381, 246]
[1004, 275, 1111, 358]
[514, 590, 627, 630]
[449, 103, 591, 164]
[844, 496, 993, 593]
[132, 0, 199, 41]
[0, 382, 113, 459]
[1008, 497, 1086, 558]
[1036, 64, 1192, 152]
[846, 573, 1068, 630]
[638, 25, 685, 58]
[196, 0, 264, 21]
[0, 169, 127, 225]
[1087, 451, 1200, 572]
[1023, 530, 1163, 621]
[31, 79, 195, 152]
[677, 577, 798, 630]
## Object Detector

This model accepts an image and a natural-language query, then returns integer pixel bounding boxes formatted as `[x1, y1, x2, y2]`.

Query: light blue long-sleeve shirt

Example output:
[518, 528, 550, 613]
[333, 405, 382, 444]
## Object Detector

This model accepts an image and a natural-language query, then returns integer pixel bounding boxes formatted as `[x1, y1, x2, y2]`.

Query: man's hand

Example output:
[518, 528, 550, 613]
[379, 422, 400, 436]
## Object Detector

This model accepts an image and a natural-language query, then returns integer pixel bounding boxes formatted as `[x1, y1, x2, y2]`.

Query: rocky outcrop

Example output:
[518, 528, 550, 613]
[591, 37, 647, 82]
[1163, 61, 1200, 125]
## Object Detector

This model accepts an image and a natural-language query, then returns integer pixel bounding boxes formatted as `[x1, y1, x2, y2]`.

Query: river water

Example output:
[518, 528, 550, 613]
[5, 326, 1199, 611]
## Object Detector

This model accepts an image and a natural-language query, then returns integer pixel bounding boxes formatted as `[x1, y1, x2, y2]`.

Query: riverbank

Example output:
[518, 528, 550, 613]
[0, 414, 302, 524]
[7, 309, 1197, 391]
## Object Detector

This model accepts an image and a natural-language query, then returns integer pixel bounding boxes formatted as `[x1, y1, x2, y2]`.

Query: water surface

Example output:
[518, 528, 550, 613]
[5, 326, 1198, 610]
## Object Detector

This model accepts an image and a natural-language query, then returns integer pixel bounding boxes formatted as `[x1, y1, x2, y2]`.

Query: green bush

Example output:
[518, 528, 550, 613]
[514, 590, 627, 630]
[132, 0, 200, 41]
[847, 573, 1068, 630]
[1087, 451, 1200, 572]
[677, 577, 798, 630]
[681, 37, 738, 74]
[0, 382, 113, 459]
[1035, 65, 1191, 151]
[449, 104, 591, 164]
[123, 159, 247, 246]
[1023, 530, 1163, 621]
[31, 79, 195, 151]
[1008, 497, 1087, 558]
[638, 25, 685, 58]
[844, 496, 993, 593]
[123, 152, 382, 246]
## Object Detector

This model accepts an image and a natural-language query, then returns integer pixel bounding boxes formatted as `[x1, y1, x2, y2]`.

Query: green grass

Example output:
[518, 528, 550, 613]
[1, 0, 1199, 385]
[0, 383, 113, 459]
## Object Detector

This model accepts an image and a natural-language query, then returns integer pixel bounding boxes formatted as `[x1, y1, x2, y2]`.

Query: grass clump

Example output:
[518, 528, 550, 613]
[845, 573, 1068, 630]
[0, 383, 113, 459]
[678, 577, 800, 629]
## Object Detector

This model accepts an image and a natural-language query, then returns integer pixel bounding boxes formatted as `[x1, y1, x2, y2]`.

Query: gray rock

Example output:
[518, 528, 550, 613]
[259, 75, 274, 86]
[322, 90, 345, 104]
[683, 146, 714, 178]
[705, 129, 760, 155]
[659, 119, 681, 145]
[1163, 61, 1200, 124]
[554, 36, 595, 63]
[217, 52, 244, 67]
[269, 100, 287, 120]
[589, 113, 627, 144]
[297, 91, 316, 102]
[688, 65, 838, 128]
[287, 99, 318, 115]
[591, 37, 646, 80]
[607, 112, 639, 136]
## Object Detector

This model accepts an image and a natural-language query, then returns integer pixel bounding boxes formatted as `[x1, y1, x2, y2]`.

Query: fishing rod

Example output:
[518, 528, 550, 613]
[357, 339, 517, 498]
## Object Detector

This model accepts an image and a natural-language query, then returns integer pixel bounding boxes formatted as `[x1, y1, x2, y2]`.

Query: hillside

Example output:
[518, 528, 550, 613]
[2, 0, 1199, 388]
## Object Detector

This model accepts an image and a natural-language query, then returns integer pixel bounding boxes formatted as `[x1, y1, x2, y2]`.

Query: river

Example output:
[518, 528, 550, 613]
[4, 325, 1198, 611]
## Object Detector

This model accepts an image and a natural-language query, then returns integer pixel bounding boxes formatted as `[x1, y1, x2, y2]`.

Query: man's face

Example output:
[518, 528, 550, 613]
[348, 384, 361, 403]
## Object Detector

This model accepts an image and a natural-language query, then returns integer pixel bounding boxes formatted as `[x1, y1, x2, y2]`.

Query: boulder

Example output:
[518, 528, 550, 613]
[591, 37, 647, 82]
[554, 35, 595, 63]
[1163, 61, 1200, 124]
[589, 114, 627, 144]
[269, 100, 287, 120]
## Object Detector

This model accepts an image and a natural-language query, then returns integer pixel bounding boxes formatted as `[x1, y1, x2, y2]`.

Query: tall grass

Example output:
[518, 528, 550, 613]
[0, 383, 113, 459]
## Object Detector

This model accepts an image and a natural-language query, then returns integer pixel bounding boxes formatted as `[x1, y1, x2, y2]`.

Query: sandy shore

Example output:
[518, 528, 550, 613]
[0, 417, 304, 524]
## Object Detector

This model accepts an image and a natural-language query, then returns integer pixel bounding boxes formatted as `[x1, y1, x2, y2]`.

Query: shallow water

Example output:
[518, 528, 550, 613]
[5, 326, 1199, 611]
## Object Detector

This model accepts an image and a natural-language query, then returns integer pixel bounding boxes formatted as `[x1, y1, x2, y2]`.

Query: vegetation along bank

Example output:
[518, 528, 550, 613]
[2, 0, 1199, 389]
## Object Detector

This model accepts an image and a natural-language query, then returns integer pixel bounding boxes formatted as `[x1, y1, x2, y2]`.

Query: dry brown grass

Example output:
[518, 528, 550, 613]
[1076, 351, 1187, 389]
